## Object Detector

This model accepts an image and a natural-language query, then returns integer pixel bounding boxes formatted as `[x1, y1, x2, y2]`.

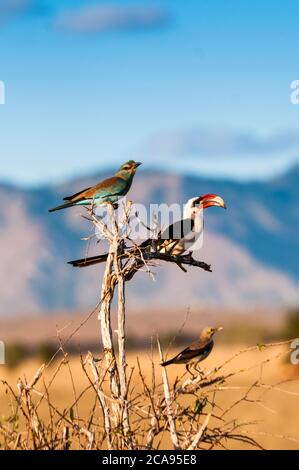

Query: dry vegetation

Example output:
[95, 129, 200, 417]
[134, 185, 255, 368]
[0, 342, 299, 450]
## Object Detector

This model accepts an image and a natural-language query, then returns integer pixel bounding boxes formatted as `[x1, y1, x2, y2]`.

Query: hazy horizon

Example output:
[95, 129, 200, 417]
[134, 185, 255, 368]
[1, 154, 299, 189]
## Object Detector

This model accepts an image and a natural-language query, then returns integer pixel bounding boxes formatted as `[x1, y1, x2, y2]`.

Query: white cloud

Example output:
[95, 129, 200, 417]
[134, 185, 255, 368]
[55, 4, 170, 34]
[145, 128, 299, 158]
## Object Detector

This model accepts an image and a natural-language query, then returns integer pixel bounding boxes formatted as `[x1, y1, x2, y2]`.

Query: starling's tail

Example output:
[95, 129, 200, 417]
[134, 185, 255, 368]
[161, 359, 173, 367]
[68, 254, 109, 268]
[48, 201, 77, 212]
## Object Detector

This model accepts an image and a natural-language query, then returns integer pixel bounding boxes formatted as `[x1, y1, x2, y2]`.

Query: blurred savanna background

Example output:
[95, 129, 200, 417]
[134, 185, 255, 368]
[1, 0, 299, 450]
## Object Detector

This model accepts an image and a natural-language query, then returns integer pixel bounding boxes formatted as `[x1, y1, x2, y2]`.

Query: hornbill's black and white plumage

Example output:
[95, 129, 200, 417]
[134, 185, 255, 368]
[68, 194, 226, 268]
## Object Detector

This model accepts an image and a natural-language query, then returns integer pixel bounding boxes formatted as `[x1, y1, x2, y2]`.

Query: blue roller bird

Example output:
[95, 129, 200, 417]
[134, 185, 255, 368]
[49, 160, 142, 212]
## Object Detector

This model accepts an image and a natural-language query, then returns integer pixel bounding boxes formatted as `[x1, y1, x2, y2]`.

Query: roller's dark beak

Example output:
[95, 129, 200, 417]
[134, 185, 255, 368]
[134, 162, 142, 168]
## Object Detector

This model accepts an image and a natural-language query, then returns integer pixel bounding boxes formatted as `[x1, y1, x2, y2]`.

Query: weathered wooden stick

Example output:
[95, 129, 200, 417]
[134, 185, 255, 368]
[111, 211, 134, 449]
[157, 338, 180, 450]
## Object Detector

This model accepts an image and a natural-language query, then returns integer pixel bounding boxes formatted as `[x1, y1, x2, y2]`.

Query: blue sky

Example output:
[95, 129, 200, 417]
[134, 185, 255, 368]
[1, 0, 299, 185]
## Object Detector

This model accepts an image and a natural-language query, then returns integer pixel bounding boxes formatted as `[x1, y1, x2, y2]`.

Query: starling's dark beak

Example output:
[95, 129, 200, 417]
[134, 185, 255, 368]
[211, 326, 223, 335]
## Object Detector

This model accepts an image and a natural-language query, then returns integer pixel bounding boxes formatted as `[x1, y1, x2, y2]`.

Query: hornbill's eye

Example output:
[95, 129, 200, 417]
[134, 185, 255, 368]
[193, 198, 202, 207]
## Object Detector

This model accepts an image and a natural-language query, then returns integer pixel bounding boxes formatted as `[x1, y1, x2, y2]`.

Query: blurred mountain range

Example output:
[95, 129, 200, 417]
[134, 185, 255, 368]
[1, 164, 299, 315]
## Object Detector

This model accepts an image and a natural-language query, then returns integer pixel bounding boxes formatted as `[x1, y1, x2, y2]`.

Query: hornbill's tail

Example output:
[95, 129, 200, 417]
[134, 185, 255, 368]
[68, 254, 109, 268]
[68, 241, 151, 268]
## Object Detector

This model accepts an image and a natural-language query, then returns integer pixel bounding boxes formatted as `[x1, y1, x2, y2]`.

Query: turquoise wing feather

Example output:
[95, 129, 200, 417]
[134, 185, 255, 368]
[93, 176, 132, 199]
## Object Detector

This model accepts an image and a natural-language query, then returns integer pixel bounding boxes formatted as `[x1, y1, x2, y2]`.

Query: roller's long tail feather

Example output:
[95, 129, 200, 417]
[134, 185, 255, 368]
[48, 201, 77, 212]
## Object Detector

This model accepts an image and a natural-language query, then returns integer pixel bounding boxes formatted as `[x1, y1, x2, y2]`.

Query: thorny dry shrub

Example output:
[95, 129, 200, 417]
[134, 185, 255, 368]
[0, 339, 298, 450]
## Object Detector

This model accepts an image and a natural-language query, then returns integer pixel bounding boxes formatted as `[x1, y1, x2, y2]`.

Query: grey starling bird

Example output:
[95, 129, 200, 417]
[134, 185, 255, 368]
[161, 326, 223, 372]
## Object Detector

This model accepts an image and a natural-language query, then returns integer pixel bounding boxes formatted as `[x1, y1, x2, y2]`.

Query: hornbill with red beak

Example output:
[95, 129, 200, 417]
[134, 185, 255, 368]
[68, 194, 226, 268]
